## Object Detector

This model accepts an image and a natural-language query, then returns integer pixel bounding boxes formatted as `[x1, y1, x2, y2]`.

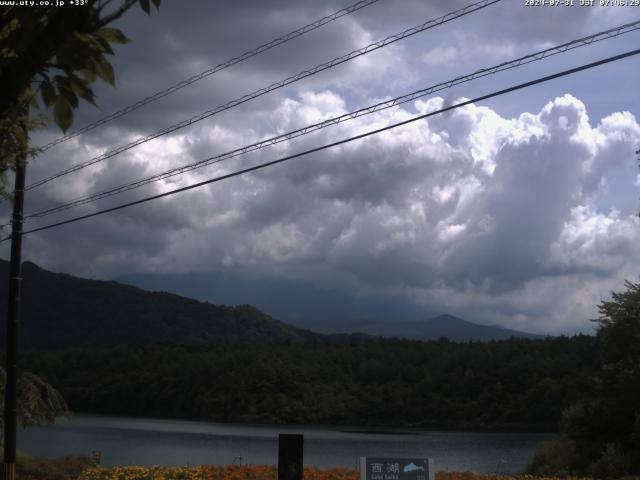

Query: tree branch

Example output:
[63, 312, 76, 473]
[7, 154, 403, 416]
[96, 0, 138, 28]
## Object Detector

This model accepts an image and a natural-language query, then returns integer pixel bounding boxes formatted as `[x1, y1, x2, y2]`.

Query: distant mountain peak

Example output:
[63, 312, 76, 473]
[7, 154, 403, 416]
[299, 313, 545, 342]
[422, 313, 543, 341]
[426, 314, 472, 325]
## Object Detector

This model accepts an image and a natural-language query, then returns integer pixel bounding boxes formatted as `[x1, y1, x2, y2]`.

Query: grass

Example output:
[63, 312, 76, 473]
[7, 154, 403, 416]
[0, 451, 93, 480]
[1, 457, 639, 480]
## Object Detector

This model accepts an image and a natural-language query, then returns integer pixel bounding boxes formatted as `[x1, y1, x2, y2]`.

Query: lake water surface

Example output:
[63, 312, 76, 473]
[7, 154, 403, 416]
[18, 414, 552, 474]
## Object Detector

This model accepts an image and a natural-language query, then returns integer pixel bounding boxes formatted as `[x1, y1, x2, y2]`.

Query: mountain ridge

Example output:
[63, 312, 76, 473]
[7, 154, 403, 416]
[0, 260, 316, 350]
[0, 260, 545, 348]
[119, 270, 546, 341]
[300, 313, 544, 341]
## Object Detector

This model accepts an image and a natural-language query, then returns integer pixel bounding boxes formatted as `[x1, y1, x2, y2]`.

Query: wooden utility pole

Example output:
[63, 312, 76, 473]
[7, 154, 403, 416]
[3, 156, 26, 480]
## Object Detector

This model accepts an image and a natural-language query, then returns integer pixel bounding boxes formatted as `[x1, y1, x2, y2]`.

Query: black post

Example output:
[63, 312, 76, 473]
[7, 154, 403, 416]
[277, 434, 303, 480]
[3, 160, 26, 480]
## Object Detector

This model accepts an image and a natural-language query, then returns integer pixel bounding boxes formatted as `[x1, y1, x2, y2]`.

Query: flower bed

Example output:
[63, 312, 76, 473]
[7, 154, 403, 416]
[78, 465, 358, 480]
[76, 465, 638, 480]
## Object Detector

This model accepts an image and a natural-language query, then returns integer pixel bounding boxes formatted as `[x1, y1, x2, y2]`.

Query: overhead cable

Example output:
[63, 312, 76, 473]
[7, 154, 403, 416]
[6, 48, 638, 241]
[22, 19, 640, 220]
[24, 0, 502, 192]
[36, 0, 384, 152]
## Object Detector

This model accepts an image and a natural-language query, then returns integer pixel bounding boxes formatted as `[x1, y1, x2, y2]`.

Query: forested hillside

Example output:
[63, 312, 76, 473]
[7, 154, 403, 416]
[0, 260, 599, 432]
[23, 335, 596, 431]
[0, 261, 315, 349]
[1, 261, 543, 346]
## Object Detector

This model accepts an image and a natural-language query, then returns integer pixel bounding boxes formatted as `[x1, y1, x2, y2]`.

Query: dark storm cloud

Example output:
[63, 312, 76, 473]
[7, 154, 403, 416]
[58, 0, 370, 132]
[4, 0, 639, 335]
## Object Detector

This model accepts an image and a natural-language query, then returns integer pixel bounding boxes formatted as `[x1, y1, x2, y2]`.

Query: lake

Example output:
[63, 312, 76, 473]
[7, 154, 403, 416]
[18, 414, 552, 474]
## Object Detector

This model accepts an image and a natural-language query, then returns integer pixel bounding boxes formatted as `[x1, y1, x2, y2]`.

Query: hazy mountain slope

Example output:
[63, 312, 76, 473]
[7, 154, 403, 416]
[0, 261, 315, 350]
[119, 272, 544, 341]
[417, 314, 544, 341]
[304, 314, 544, 341]
[117, 270, 426, 326]
[0, 261, 544, 348]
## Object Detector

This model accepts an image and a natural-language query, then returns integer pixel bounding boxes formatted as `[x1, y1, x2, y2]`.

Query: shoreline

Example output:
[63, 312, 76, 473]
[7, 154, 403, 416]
[63, 411, 557, 436]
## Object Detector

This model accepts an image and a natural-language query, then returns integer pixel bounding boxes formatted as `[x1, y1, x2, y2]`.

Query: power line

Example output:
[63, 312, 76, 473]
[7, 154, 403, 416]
[24, 0, 501, 192]
[21, 19, 640, 221]
[6, 48, 638, 242]
[36, 0, 383, 152]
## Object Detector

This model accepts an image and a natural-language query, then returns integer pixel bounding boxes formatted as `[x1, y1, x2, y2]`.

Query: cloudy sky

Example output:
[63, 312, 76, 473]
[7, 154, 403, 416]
[3, 0, 640, 334]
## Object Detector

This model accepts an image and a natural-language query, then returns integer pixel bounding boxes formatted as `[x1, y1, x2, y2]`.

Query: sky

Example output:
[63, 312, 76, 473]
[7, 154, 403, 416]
[2, 0, 640, 335]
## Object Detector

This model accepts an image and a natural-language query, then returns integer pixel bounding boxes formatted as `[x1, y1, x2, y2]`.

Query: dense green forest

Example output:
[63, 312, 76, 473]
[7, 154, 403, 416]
[5, 260, 639, 475]
[22, 335, 596, 432]
[1, 260, 597, 432]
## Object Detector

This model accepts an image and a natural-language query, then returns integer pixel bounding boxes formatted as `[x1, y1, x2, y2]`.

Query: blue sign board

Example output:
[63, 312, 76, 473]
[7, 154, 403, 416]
[359, 457, 434, 480]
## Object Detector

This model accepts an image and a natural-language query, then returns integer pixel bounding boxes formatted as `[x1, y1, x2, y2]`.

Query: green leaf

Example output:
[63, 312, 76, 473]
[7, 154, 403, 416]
[59, 86, 78, 108]
[53, 97, 73, 133]
[73, 31, 93, 45]
[94, 57, 115, 85]
[82, 68, 96, 84]
[60, 33, 94, 67]
[67, 71, 86, 86]
[41, 81, 55, 107]
[69, 78, 97, 106]
[96, 27, 130, 44]
[139, 0, 150, 14]
[93, 36, 114, 55]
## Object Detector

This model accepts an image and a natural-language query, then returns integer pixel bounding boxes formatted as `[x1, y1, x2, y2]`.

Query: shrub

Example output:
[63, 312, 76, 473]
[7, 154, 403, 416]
[587, 443, 631, 479]
[16, 455, 93, 480]
[525, 437, 576, 476]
